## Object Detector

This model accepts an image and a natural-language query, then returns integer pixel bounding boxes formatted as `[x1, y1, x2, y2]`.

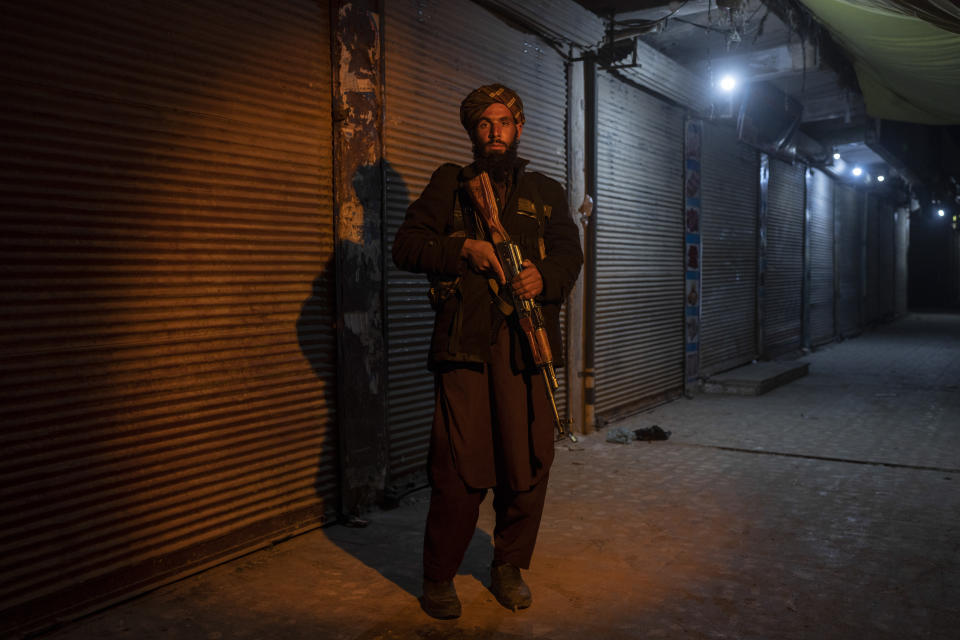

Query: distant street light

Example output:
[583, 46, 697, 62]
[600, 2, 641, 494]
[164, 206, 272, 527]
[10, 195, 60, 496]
[719, 74, 737, 92]
[852, 167, 863, 177]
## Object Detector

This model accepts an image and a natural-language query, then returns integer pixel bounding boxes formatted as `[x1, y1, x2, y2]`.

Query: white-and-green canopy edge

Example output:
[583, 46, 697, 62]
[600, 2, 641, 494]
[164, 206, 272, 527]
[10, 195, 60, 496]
[798, 0, 960, 124]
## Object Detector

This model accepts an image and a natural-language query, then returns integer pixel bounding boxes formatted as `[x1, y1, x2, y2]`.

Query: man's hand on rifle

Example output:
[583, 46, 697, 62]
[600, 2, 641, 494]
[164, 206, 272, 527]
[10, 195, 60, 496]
[511, 260, 543, 300]
[461, 238, 506, 285]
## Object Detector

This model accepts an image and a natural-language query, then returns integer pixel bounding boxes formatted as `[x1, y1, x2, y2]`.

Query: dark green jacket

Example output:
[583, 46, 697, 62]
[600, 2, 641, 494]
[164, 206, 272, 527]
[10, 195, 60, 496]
[393, 160, 583, 370]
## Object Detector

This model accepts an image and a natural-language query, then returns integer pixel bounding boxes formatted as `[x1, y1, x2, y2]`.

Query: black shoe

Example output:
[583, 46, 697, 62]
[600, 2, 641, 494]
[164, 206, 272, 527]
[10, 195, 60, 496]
[490, 563, 532, 611]
[420, 578, 461, 619]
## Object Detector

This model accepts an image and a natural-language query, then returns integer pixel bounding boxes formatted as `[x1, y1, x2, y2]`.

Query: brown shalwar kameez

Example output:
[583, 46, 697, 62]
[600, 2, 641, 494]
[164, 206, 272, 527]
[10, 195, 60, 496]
[423, 323, 554, 581]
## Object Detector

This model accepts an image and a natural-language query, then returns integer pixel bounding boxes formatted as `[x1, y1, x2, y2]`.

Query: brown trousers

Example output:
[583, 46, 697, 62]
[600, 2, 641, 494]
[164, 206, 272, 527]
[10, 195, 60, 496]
[423, 324, 554, 582]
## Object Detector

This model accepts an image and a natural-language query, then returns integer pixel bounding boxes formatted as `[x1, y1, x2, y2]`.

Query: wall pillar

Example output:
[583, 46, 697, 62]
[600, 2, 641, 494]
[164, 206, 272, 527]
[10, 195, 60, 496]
[331, 0, 387, 516]
[582, 55, 598, 433]
[757, 154, 769, 358]
[566, 57, 588, 435]
[802, 168, 813, 350]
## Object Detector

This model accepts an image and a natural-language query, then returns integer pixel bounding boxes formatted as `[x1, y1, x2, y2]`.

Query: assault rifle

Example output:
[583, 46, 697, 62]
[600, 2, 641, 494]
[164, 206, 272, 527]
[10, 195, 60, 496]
[464, 171, 578, 443]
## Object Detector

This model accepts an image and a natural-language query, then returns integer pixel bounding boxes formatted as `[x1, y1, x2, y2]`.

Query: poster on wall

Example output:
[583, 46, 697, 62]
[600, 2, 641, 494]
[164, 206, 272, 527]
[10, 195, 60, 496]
[684, 118, 702, 392]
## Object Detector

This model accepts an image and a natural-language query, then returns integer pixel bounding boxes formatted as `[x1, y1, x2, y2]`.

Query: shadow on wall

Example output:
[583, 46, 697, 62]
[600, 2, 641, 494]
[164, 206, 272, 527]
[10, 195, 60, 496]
[297, 159, 497, 600]
[295, 252, 340, 504]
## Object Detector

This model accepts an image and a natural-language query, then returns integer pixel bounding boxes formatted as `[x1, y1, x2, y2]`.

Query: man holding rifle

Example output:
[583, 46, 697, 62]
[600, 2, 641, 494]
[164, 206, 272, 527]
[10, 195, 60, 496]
[393, 83, 583, 619]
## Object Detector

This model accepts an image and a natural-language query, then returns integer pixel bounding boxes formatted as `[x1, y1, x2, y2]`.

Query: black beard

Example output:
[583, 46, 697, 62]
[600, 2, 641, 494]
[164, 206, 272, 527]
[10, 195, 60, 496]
[472, 139, 520, 183]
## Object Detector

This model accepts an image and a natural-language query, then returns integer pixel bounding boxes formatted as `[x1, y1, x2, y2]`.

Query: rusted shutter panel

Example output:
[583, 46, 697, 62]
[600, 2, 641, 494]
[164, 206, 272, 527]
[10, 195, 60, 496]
[700, 122, 759, 376]
[807, 168, 835, 345]
[835, 183, 862, 336]
[594, 71, 685, 419]
[382, 0, 569, 489]
[764, 159, 805, 355]
[0, 1, 335, 635]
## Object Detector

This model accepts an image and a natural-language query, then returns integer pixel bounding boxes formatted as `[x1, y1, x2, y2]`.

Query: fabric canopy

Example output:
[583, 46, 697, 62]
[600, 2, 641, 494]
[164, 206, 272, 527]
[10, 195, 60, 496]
[799, 0, 960, 124]
[854, 0, 960, 34]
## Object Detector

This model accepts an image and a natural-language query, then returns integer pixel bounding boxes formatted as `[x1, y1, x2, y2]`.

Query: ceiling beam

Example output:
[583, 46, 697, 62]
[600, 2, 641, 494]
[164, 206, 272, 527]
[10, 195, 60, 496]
[694, 39, 817, 82]
[616, 0, 712, 22]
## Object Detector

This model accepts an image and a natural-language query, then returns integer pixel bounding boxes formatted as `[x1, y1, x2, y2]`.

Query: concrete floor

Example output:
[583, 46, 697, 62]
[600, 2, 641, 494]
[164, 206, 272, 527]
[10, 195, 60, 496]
[40, 313, 960, 639]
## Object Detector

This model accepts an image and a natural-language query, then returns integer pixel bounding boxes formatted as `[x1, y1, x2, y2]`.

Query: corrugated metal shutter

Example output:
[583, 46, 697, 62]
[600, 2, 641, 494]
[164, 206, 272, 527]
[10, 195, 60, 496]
[864, 193, 896, 323]
[835, 183, 862, 336]
[895, 207, 909, 315]
[764, 159, 805, 355]
[0, 1, 335, 634]
[481, 0, 605, 47]
[383, 0, 568, 489]
[878, 198, 895, 318]
[594, 71, 684, 419]
[699, 122, 759, 375]
[618, 42, 711, 113]
[864, 194, 882, 323]
[807, 168, 835, 345]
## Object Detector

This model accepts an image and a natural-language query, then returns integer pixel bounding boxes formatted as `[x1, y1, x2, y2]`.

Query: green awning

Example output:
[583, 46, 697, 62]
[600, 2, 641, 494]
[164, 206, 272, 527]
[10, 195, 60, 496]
[799, 0, 960, 124]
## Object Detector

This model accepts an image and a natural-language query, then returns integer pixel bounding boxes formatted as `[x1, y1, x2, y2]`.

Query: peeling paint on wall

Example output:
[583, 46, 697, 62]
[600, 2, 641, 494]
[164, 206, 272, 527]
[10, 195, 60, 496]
[334, 3, 381, 246]
[332, 0, 388, 513]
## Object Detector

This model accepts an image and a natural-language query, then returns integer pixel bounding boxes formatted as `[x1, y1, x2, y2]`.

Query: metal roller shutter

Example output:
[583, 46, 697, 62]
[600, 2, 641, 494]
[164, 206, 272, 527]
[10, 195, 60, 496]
[764, 159, 805, 355]
[864, 193, 896, 323]
[835, 183, 862, 336]
[383, 0, 568, 489]
[895, 207, 910, 316]
[594, 71, 684, 419]
[864, 194, 882, 323]
[700, 122, 759, 375]
[0, 1, 335, 634]
[806, 168, 835, 345]
[878, 199, 896, 318]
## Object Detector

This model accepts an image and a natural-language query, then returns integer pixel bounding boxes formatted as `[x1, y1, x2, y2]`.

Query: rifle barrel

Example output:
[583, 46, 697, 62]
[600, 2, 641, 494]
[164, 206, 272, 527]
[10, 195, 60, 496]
[542, 369, 577, 443]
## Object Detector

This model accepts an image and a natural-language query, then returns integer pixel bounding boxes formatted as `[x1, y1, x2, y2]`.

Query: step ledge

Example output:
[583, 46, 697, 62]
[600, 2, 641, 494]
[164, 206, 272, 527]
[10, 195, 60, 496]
[702, 361, 810, 396]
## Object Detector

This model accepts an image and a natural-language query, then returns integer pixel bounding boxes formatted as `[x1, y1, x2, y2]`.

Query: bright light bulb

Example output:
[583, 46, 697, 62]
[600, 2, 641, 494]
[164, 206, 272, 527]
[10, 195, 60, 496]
[833, 152, 841, 160]
[877, 175, 885, 182]
[719, 75, 737, 92]
[852, 167, 863, 177]
[938, 209, 946, 217]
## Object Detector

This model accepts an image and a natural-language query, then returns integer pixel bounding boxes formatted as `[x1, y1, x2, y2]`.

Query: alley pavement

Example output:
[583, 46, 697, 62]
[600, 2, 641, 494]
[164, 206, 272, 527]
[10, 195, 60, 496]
[39, 313, 960, 639]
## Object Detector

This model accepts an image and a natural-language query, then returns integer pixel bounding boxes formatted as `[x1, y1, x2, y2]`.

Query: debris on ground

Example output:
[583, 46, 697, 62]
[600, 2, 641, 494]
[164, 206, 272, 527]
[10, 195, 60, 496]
[634, 425, 671, 441]
[605, 425, 672, 444]
[605, 426, 635, 444]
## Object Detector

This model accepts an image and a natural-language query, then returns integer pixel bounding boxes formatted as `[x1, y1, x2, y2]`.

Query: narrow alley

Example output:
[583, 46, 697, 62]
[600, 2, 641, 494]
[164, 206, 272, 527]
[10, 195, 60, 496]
[42, 312, 960, 640]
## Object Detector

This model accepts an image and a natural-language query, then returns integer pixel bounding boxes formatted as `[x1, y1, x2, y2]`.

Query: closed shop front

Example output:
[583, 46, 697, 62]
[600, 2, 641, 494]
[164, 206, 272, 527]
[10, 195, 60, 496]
[764, 159, 805, 355]
[593, 71, 685, 419]
[806, 168, 835, 346]
[864, 194, 896, 323]
[835, 183, 862, 336]
[382, 0, 569, 487]
[895, 207, 910, 315]
[1, 1, 336, 634]
[864, 194, 882, 323]
[700, 122, 759, 375]
[878, 198, 896, 318]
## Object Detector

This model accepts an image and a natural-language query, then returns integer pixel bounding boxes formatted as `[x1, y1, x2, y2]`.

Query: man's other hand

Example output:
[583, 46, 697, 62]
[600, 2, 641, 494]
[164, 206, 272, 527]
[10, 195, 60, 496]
[512, 260, 542, 300]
